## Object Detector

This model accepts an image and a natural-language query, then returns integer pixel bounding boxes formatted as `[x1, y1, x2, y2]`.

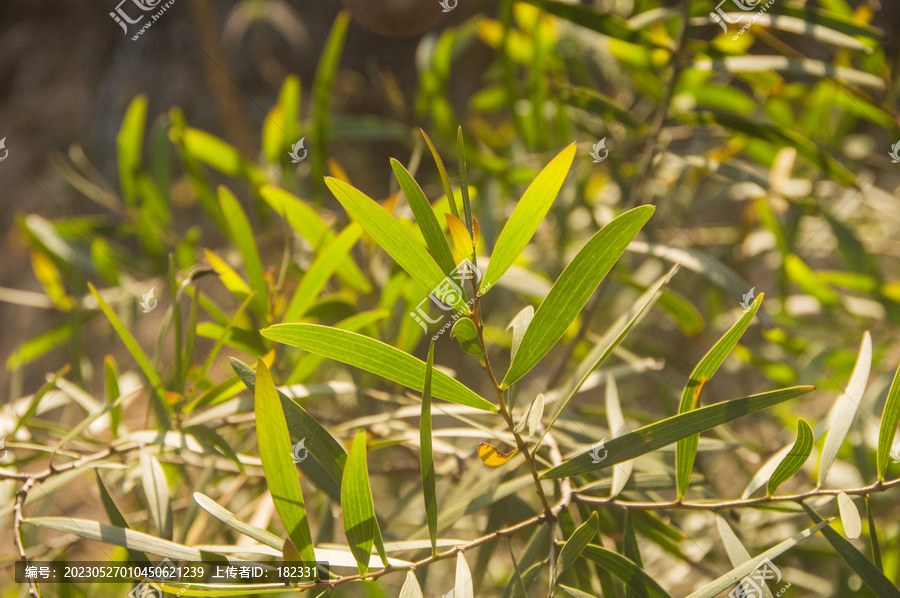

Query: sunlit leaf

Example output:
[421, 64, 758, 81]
[819, 331, 871, 487]
[767, 418, 814, 496]
[876, 362, 900, 482]
[556, 512, 598, 578]
[481, 144, 576, 294]
[676, 293, 762, 500]
[254, 360, 314, 561]
[477, 442, 519, 466]
[420, 341, 438, 557]
[342, 430, 379, 578]
[261, 324, 496, 411]
[502, 205, 654, 388]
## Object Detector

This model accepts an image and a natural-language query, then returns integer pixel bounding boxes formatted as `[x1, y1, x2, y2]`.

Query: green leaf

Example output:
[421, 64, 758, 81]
[501, 205, 654, 388]
[481, 143, 576, 294]
[193, 492, 283, 550]
[88, 283, 171, 428]
[537, 266, 676, 449]
[556, 512, 598, 578]
[451, 317, 484, 358]
[801, 503, 900, 598]
[284, 223, 362, 322]
[325, 177, 463, 310]
[218, 186, 269, 318]
[117, 95, 147, 208]
[342, 430, 379, 578]
[95, 472, 149, 563]
[877, 361, 900, 482]
[457, 128, 475, 242]
[580, 544, 672, 598]
[420, 342, 438, 558]
[400, 571, 424, 598]
[183, 128, 265, 186]
[767, 418, 814, 496]
[253, 360, 314, 561]
[543, 385, 814, 479]
[838, 491, 862, 539]
[819, 331, 872, 487]
[676, 293, 763, 500]
[231, 358, 347, 485]
[685, 520, 832, 598]
[421, 129, 458, 218]
[260, 324, 496, 411]
[392, 159, 457, 276]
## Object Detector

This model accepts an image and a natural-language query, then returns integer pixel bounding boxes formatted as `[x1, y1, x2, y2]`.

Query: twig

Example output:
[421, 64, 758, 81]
[573, 478, 900, 511]
[14, 478, 39, 598]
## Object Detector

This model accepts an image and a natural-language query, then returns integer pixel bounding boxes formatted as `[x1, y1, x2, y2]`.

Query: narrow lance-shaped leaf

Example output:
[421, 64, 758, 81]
[480, 143, 576, 294]
[876, 361, 900, 482]
[420, 342, 438, 557]
[218, 186, 269, 318]
[231, 357, 347, 484]
[676, 294, 763, 501]
[400, 571, 424, 598]
[421, 128, 458, 218]
[253, 360, 315, 562]
[454, 553, 475, 598]
[556, 512, 598, 578]
[685, 520, 832, 598]
[507, 306, 534, 410]
[580, 544, 672, 598]
[457, 127, 475, 243]
[767, 418, 813, 496]
[193, 492, 283, 550]
[716, 515, 775, 598]
[325, 177, 465, 311]
[261, 324, 496, 411]
[515, 393, 544, 439]
[543, 385, 814, 479]
[117, 95, 147, 208]
[88, 283, 171, 428]
[342, 430, 378, 578]
[139, 450, 172, 539]
[502, 205, 654, 388]
[606, 375, 633, 499]
[819, 331, 871, 487]
[95, 472, 149, 563]
[838, 492, 862, 540]
[392, 159, 457, 276]
[801, 503, 900, 598]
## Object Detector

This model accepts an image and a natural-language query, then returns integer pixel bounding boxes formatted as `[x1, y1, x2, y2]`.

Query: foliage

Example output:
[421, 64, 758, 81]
[4, 1, 900, 597]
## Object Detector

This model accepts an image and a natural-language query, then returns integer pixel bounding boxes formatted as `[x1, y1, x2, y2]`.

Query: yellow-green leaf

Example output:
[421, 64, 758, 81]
[341, 430, 378, 578]
[767, 418, 813, 496]
[253, 360, 314, 561]
[481, 144, 576, 294]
